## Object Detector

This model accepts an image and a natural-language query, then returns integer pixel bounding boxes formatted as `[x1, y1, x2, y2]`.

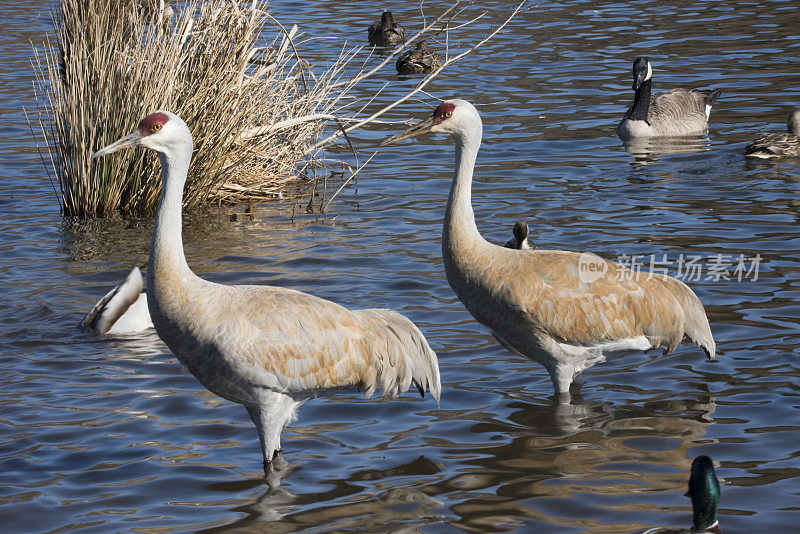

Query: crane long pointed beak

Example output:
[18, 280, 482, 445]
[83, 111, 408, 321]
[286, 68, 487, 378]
[379, 117, 436, 147]
[92, 130, 143, 159]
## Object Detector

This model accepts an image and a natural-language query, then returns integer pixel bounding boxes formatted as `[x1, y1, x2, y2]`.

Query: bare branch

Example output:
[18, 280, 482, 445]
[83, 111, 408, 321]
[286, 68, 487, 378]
[309, 1, 528, 152]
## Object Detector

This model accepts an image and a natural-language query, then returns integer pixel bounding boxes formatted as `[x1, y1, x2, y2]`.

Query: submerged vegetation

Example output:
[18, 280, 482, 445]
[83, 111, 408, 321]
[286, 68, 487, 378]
[31, 0, 526, 217]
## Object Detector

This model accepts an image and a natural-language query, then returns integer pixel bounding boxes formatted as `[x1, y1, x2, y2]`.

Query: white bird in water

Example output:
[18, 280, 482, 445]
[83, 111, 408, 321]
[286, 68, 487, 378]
[381, 99, 715, 397]
[82, 266, 153, 335]
[92, 111, 440, 476]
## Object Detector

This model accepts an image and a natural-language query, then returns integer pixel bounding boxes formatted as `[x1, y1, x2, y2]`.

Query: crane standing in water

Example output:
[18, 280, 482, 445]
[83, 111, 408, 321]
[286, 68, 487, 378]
[382, 99, 715, 397]
[92, 111, 440, 476]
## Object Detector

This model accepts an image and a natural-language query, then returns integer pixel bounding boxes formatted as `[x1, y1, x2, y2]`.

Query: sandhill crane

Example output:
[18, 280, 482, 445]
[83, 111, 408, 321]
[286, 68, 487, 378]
[642, 455, 722, 534]
[396, 40, 442, 75]
[381, 99, 715, 397]
[503, 220, 532, 250]
[368, 11, 405, 47]
[744, 109, 800, 159]
[82, 266, 153, 335]
[617, 57, 721, 139]
[92, 111, 440, 476]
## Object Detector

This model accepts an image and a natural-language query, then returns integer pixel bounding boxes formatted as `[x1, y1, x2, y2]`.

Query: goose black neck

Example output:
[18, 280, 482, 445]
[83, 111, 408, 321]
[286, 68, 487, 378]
[629, 79, 652, 121]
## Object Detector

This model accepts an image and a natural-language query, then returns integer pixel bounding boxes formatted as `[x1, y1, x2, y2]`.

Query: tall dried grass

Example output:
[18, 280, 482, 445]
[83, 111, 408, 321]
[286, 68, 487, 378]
[31, 0, 527, 217]
[32, 0, 347, 216]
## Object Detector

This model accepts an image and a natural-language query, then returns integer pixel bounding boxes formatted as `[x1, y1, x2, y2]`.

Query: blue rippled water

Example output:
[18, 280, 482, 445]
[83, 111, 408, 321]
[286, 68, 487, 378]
[1, 1, 799, 532]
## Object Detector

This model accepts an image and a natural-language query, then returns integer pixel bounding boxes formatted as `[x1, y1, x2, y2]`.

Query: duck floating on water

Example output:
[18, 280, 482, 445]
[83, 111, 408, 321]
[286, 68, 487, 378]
[744, 109, 800, 159]
[396, 40, 442, 75]
[368, 11, 405, 46]
[503, 220, 533, 250]
[617, 57, 721, 139]
[641, 455, 722, 534]
[382, 99, 715, 398]
[92, 111, 441, 478]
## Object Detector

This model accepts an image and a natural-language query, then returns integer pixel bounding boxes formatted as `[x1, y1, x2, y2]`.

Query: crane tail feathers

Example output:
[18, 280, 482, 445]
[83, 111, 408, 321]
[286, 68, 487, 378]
[355, 308, 441, 404]
[658, 275, 716, 359]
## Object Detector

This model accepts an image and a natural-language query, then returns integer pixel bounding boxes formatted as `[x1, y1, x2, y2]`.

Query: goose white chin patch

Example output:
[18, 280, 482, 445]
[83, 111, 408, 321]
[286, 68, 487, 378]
[645, 61, 653, 81]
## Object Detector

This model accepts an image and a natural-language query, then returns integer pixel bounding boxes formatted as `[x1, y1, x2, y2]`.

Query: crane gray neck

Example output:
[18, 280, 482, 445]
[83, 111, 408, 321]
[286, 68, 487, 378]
[443, 120, 485, 249]
[149, 147, 193, 290]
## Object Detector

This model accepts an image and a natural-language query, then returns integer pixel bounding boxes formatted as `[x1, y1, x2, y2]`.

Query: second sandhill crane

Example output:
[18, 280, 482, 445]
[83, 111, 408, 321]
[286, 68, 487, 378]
[382, 99, 715, 396]
[92, 111, 440, 476]
[617, 57, 721, 139]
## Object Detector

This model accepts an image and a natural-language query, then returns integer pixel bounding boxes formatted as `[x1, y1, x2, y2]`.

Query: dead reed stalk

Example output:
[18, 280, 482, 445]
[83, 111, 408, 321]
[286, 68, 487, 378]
[32, 0, 344, 216]
[30, 0, 527, 217]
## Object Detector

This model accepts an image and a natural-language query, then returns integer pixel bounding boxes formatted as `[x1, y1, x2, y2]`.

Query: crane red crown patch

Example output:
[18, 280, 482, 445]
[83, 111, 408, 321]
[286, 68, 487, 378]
[138, 112, 170, 135]
[432, 102, 455, 124]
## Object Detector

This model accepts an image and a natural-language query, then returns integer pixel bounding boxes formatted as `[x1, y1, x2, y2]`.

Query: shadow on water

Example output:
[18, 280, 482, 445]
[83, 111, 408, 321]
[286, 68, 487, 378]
[193, 392, 718, 533]
[621, 135, 712, 166]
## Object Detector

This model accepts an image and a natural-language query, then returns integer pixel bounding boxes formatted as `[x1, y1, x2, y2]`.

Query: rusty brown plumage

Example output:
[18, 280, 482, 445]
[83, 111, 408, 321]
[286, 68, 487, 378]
[383, 99, 715, 396]
[93, 111, 440, 479]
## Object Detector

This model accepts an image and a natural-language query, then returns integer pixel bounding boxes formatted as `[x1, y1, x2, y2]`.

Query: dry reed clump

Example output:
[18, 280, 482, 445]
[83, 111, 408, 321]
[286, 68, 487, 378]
[31, 0, 528, 218]
[32, 0, 346, 217]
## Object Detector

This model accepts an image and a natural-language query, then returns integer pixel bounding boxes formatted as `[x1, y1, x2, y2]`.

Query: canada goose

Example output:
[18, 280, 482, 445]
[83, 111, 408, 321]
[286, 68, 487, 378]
[368, 11, 405, 47]
[92, 111, 441, 476]
[744, 109, 800, 159]
[396, 40, 442, 75]
[503, 220, 533, 250]
[381, 99, 715, 397]
[82, 266, 153, 335]
[617, 57, 721, 139]
[641, 455, 722, 534]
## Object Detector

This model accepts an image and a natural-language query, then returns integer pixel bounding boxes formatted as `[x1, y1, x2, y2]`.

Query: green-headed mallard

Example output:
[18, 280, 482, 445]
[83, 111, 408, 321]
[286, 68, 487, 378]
[503, 220, 533, 250]
[642, 455, 722, 534]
